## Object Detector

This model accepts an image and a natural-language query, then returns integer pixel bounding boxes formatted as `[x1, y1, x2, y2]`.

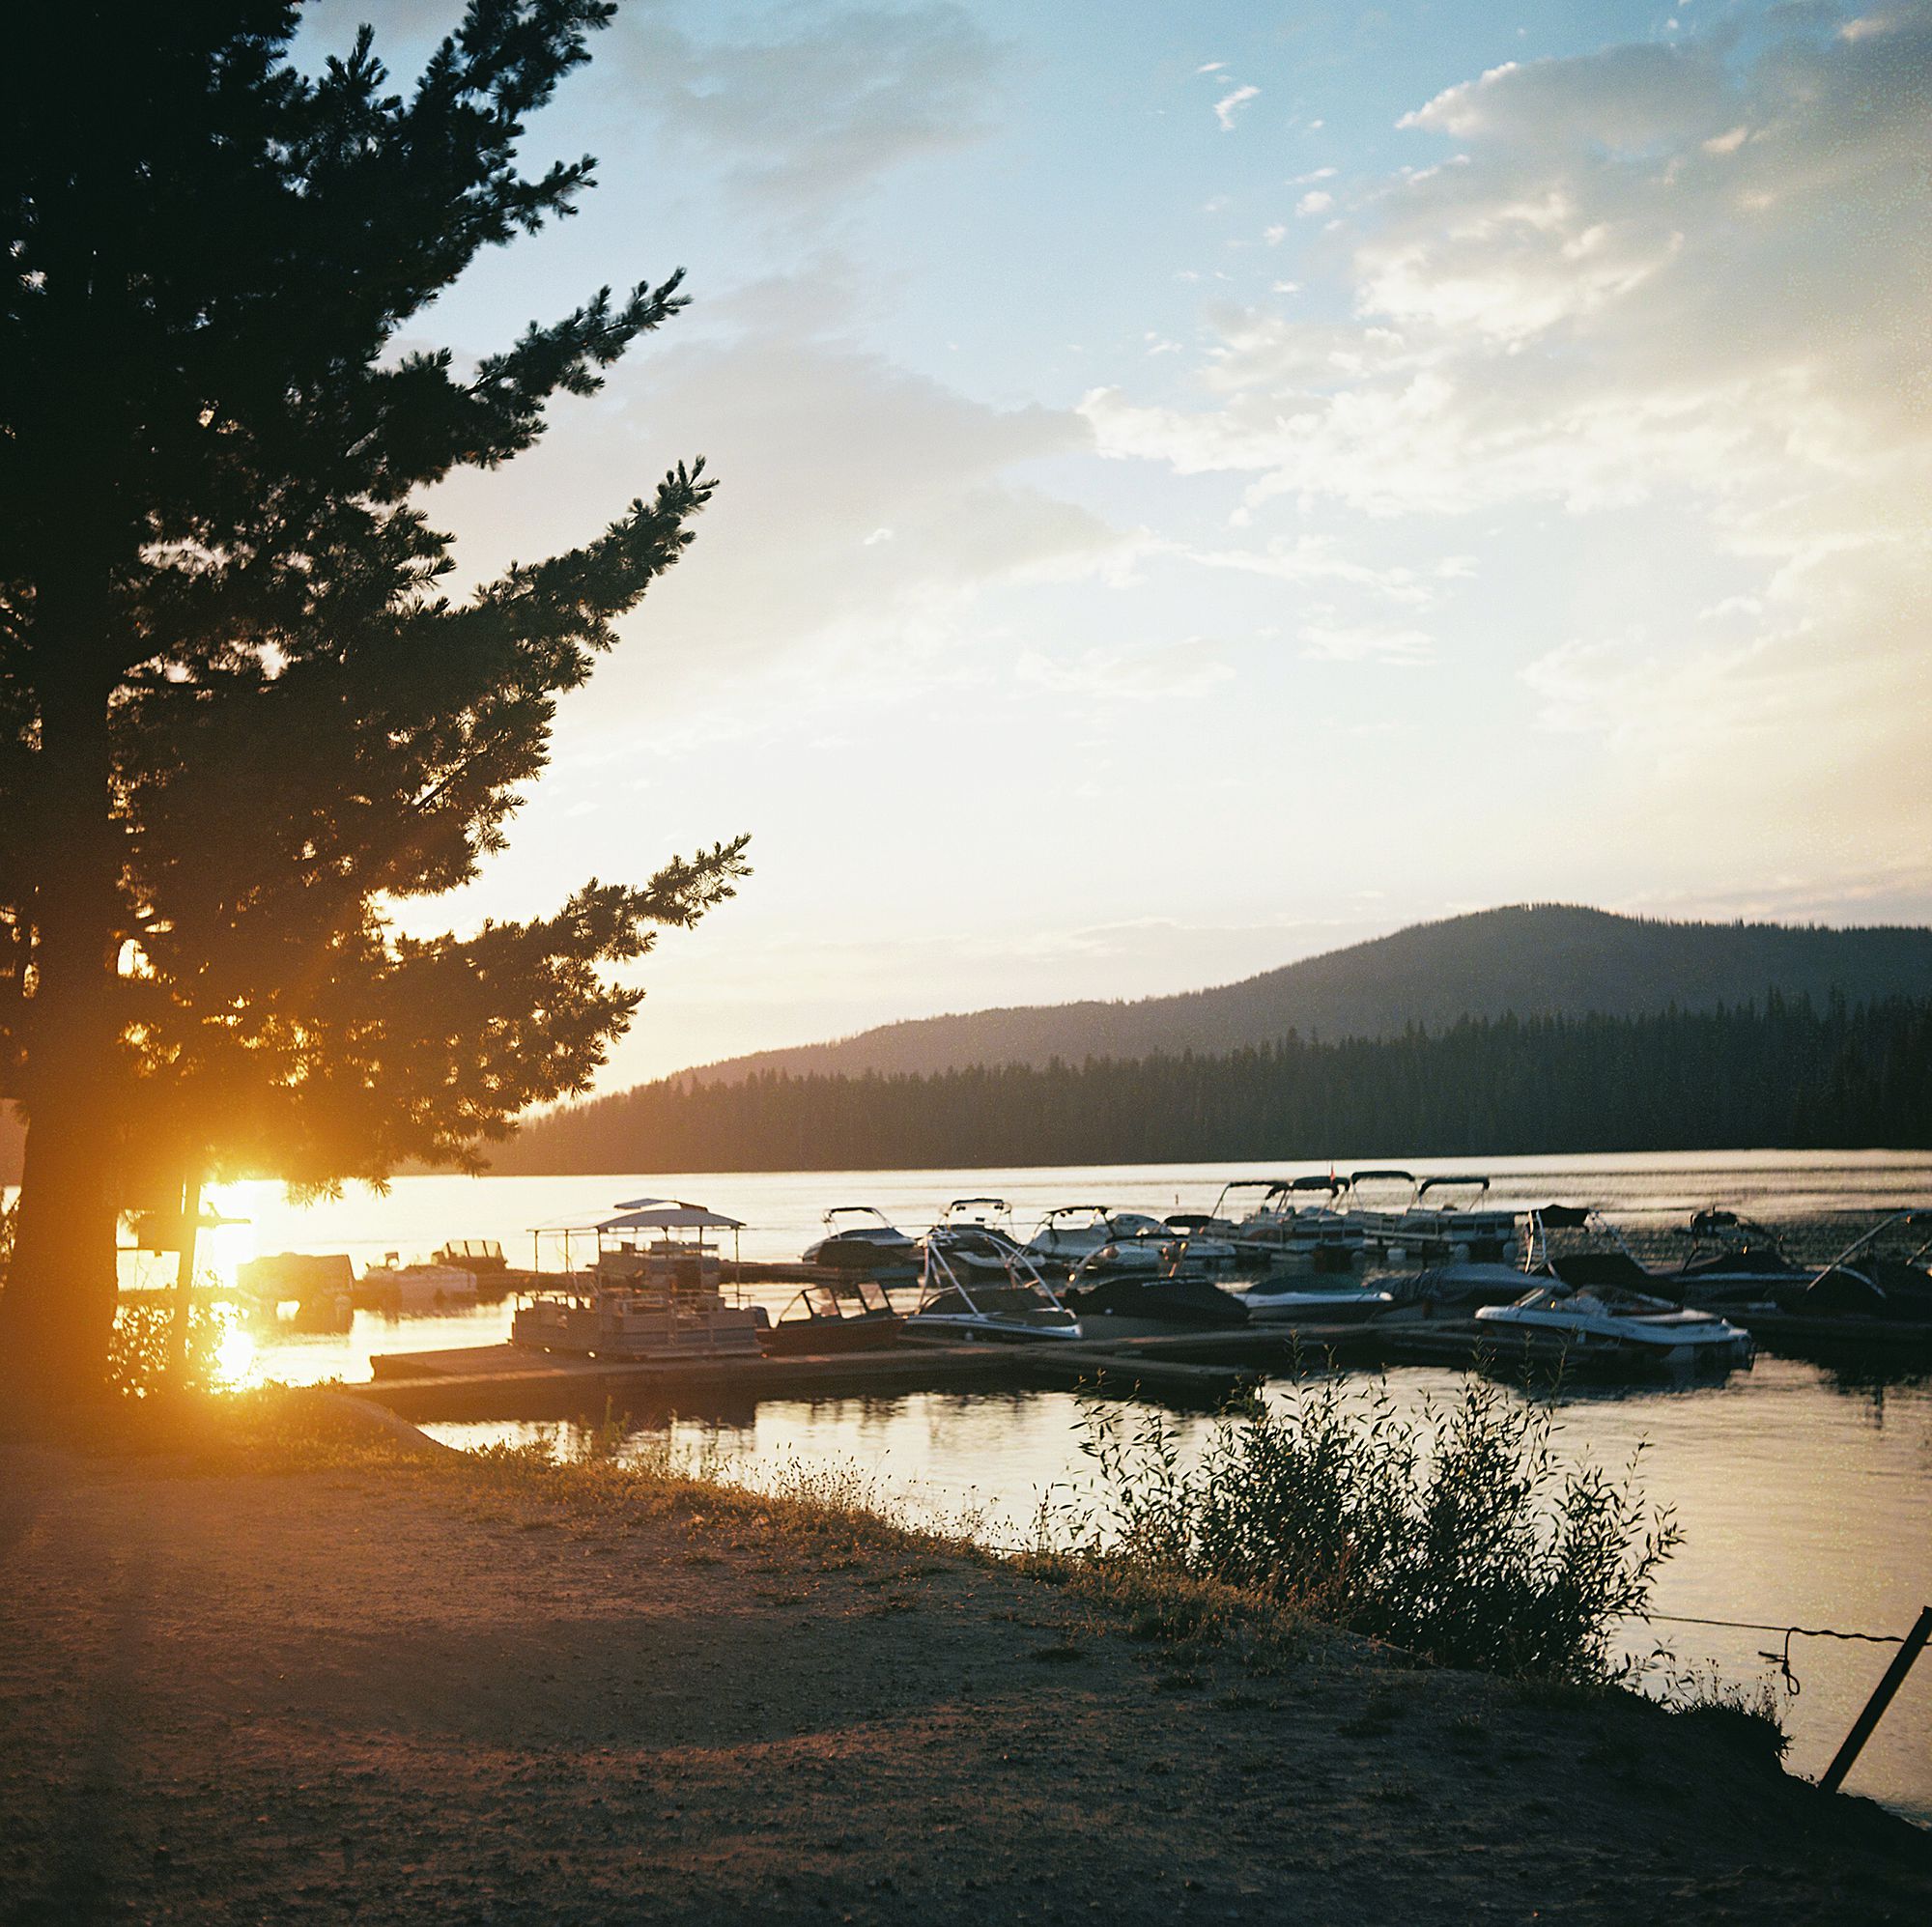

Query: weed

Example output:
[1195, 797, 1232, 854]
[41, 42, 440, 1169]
[1036, 1375, 1682, 1685]
[1658, 1661, 1790, 1762]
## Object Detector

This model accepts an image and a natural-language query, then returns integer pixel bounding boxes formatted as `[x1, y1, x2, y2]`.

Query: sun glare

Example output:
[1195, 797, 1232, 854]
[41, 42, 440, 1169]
[213, 1318, 256, 1388]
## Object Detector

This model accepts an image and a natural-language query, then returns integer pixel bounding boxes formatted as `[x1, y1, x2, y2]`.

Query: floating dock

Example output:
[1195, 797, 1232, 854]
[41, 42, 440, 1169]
[361, 1332, 1280, 1422]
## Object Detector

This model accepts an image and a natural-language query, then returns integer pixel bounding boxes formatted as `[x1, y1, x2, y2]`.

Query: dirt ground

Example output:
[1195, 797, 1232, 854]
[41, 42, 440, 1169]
[2, 1419, 1928, 1926]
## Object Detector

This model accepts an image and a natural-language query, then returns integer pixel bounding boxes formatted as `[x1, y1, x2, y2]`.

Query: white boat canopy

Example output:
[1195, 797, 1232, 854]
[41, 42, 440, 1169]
[598, 1204, 746, 1233]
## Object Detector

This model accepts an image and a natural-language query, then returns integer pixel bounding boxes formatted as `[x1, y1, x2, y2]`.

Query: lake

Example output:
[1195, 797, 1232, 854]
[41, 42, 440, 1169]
[127, 1149, 1932, 1826]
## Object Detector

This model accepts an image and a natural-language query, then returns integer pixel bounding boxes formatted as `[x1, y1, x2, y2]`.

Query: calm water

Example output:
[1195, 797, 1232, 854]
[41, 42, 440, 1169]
[125, 1152, 1932, 1825]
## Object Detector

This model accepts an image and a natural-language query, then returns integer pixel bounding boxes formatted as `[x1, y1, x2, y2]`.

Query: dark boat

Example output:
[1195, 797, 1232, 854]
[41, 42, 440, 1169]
[760, 1276, 904, 1354]
[1065, 1265, 1251, 1328]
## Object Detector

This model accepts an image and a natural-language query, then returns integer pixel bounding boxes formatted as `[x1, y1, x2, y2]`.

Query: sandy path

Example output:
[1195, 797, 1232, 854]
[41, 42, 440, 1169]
[1, 1437, 1927, 1925]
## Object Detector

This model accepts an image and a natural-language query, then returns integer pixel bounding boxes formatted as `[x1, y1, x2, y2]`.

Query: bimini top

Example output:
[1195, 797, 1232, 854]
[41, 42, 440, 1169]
[598, 1203, 746, 1233]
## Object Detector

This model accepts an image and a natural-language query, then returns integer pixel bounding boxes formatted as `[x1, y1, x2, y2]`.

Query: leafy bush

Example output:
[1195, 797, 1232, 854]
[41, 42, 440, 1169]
[107, 1298, 224, 1400]
[1037, 1374, 1682, 1683]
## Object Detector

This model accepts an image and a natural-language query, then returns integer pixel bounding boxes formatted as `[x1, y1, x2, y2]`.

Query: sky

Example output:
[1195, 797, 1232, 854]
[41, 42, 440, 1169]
[317, 0, 1932, 1086]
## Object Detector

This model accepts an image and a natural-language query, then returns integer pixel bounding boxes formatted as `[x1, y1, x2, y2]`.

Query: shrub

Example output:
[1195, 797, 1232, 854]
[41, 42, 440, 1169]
[1037, 1374, 1682, 1684]
[107, 1297, 224, 1400]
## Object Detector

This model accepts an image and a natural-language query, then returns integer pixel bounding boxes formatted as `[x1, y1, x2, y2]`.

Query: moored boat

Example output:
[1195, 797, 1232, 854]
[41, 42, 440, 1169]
[801, 1205, 921, 1278]
[1474, 1283, 1754, 1370]
[1024, 1205, 1175, 1276]
[511, 1201, 765, 1360]
[761, 1276, 904, 1354]
[1235, 1277, 1394, 1324]
[904, 1234, 1083, 1344]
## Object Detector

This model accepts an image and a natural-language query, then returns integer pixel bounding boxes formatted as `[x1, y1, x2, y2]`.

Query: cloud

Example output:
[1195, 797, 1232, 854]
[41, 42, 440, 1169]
[605, 2, 1009, 210]
[1015, 638, 1235, 702]
[1299, 623, 1435, 664]
[1294, 189, 1334, 217]
[428, 292, 1123, 708]
[1214, 84, 1260, 130]
[1079, 5, 1932, 865]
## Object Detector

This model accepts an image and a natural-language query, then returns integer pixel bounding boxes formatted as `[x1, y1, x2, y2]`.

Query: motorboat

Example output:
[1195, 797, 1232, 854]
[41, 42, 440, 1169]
[1787, 1212, 1932, 1324]
[1235, 1277, 1394, 1324]
[1065, 1264, 1251, 1329]
[1156, 1212, 1241, 1273]
[801, 1205, 922, 1278]
[926, 1198, 1030, 1278]
[1648, 1209, 1816, 1307]
[1024, 1205, 1175, 1275]
[1063, 1240, 1250, 1327]
[761, 1276, 904, 1354]
[1474, 1283, 1754, 1370]
[904, 1234, 1083, 1344]
[355, 1255, 478, 1315]
[512, 1200, 765, 1359]
[1531, 1204, 1805, 1311]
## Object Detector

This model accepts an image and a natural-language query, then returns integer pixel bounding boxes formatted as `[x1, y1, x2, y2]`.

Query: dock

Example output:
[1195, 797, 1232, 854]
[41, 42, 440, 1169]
[361, 1334, 1277, 1422]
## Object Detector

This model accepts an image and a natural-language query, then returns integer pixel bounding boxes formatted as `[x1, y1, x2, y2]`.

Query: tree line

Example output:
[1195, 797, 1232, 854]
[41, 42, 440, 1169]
[491, 992, 1932, 1174]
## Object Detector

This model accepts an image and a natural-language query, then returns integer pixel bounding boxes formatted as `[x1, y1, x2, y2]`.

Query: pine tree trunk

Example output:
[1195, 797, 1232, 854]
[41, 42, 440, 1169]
[0, 671, 123, 1415]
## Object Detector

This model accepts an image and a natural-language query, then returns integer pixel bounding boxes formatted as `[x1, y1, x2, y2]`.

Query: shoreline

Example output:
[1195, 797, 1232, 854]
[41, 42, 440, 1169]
[3, 1394, 1929, 1924]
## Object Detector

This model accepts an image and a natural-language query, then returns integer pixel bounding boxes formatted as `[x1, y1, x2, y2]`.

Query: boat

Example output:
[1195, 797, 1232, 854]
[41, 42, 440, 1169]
[1064, 1241, 1250, 1327]
[926, 1198, 1030, 1278]
[1023, 1205, 1175, 1275]
[1337, 1168, 1420, 1250]
[1065, 1266, 1252, 1328]
[511, 1279, 767, 1360]
[801, 1205, 922, 1278]
[1785, 1211, 1932, 1323]
[1208, 1176, 1365, 1273]
[1474, 1282, 1754, 1370]
[903, 1233, 1083, 1344]
[511, 1202, 765, 1359]
[1381, 1176, 1521, 1264]
[760, 1276, 904, 1354]
[354, 1255, 478, 1315]
[1234, 1277, 1394, 1324]
[1654, 1209, 1816, 1307]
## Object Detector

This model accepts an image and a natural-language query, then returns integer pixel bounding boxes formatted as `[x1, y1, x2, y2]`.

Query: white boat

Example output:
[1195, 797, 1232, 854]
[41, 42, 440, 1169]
[1207, 1176, 1365, 1272]
[801, 1205, 922, 1274]
[356, 1256, 477, 1314]
[1474, 1283, 1754, 1369]
[1024, 1205, 1174, 1274]
[1337, 1168, 1420, 1250]
[926, 1197, 1030, 1278]
[1236, 1278, 1394, 1324]
[1383, 1175, 1521, 1264]
[904, 1233, 1083, 1345]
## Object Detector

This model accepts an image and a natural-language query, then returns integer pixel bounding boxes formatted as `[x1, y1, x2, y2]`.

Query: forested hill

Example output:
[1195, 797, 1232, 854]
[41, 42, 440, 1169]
[688, 905, 1932, 1084]
[491, 995, 1932, 1175]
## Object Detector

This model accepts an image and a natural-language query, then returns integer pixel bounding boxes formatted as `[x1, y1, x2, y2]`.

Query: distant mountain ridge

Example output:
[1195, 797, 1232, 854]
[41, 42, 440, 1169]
[685, 904, 1932, 1084]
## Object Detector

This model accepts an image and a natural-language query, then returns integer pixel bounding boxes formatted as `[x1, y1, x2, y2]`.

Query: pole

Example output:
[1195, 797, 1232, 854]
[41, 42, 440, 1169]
[1819, 1605, 1932, 1796]
[167, 1171, 202, 1379]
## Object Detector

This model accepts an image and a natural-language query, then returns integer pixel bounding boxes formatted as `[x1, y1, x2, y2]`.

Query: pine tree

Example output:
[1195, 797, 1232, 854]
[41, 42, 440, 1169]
[0, 1, 749, 1406]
